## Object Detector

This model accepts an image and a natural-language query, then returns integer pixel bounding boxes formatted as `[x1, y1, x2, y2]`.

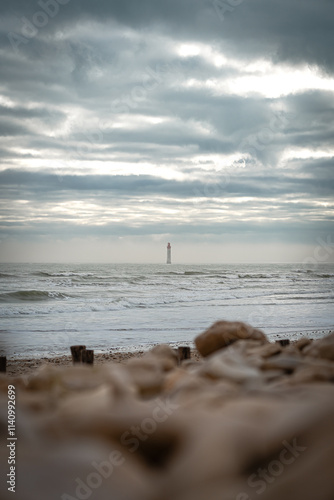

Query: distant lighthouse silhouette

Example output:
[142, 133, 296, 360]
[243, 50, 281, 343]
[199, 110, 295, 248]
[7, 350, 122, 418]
[167, 242, 171, 264]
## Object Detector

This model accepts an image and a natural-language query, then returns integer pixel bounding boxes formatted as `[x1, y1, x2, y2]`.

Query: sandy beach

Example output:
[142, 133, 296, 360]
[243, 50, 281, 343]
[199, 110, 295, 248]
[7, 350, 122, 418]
[5, 348, 201, 377]
[4, 329, 330, 377]
[4, 327, 331, 377]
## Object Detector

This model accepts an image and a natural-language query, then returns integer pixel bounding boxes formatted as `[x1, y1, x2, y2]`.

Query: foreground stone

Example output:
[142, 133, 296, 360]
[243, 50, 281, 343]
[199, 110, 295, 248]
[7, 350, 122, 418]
[195, 320, 268, 356]
[0, 326, 333, 500]
[303, 331, 334, 361]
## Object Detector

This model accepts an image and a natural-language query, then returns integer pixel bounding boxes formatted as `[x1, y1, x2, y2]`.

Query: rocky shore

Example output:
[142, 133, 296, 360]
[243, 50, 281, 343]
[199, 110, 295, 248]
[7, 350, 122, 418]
[0, 320, 334, 500]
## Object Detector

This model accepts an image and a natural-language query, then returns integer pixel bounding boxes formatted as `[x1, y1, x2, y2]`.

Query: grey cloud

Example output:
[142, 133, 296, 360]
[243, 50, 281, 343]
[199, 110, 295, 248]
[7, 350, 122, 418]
[0, 0, 333, 257]
[0, 119, 31, 136]
[3, 0, 334, 72]
[1, 168, 333, 199]
[0, 0, 333, 74]
[1, 216, 333, 247]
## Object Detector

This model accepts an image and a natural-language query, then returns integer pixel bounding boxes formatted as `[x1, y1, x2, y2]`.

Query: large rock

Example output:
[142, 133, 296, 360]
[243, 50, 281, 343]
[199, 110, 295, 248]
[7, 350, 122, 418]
[196, 347, 263, 385]
[125, 357, 165, 396]
[149, 344, 179, 363]
[195, 320, 267, 357]
[303, 331, 334, 361]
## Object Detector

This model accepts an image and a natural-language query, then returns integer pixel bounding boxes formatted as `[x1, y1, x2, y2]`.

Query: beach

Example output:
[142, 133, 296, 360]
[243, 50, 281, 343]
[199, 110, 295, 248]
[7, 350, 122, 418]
[5, 348, 202, 376]
[1, 321, 334, 500]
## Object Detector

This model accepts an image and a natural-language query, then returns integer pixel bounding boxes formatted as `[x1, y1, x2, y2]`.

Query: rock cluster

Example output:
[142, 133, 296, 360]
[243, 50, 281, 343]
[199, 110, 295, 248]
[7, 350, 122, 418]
[0, 321, 334, 500]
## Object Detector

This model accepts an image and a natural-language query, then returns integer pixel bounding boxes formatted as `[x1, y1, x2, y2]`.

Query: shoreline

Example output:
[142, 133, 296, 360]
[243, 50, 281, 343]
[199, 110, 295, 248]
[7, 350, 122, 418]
[2, 328, 333, 368]
[4, 329, 332, 376]
[5, 347, 202, 377]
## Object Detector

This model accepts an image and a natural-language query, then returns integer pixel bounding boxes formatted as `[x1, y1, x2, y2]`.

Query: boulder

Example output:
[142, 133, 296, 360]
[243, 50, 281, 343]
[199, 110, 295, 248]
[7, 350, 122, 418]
[261, 354, 303, 374]
[149, 344, 179, 363]
[125, 357, 165, 396]
[144, 344, 179, 371]
[295, 337, 313, 351]
[197, 347, 263, 385]
[303, 332, 334, 361]
[195, 320, 267, 357]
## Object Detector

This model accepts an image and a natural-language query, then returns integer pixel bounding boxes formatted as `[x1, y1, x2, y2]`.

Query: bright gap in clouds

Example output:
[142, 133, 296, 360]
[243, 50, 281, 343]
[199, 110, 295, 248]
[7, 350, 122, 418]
[281, 149, 334, 161]
[182, 64, 334, 97]
[230, 65, 334, 98]
[177, 42, 334, 97]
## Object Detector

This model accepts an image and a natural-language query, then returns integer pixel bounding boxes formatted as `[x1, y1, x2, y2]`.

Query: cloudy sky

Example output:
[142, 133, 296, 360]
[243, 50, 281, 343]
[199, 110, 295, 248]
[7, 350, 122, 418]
[0, 0, 333, 263]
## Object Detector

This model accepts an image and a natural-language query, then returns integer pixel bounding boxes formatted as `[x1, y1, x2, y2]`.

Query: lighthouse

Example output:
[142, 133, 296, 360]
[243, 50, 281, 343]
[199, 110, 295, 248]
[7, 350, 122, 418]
[167, 242, 171, 264]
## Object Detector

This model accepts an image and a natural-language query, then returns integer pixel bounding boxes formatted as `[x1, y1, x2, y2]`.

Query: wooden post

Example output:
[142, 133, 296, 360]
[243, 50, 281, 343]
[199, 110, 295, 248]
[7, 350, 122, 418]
[0, 356, 6, 373]
[82, 349, 94, 365]
[70, 345, 86, 364]
[178, 346, 191, 364]
[276, 339, 290, 347]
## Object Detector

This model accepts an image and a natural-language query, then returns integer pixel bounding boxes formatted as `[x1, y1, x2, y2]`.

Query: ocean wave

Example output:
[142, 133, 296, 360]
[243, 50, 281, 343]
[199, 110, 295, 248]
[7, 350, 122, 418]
[155, 271, 207, 276]
[0, 290, 70, 302]
[32, 271, 97, 278]
[302, 270, 334, 277]
[33, 271, 88, 278]
[183, 271, 207, 275]
[238, 274, 276, 279]
[276, 295, 334, 301]
[32, 271, 54, 277]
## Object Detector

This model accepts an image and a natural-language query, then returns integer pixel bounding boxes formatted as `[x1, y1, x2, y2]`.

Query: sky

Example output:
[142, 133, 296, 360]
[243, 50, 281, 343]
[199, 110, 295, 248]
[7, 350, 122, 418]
[0, 0, 333, 263]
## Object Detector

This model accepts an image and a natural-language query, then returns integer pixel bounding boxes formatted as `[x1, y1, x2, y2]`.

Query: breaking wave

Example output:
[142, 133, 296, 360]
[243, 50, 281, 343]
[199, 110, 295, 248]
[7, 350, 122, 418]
[0, 290, 70, 302]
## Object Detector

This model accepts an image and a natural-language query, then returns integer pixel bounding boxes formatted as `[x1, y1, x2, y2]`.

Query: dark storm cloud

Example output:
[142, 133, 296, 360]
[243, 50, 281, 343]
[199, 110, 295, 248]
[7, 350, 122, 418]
[3, 0, 334, 72]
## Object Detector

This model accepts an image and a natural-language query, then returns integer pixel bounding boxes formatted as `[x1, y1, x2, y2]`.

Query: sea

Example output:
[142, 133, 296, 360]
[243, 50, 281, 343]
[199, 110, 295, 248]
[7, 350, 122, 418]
[0, 263, 333, 359]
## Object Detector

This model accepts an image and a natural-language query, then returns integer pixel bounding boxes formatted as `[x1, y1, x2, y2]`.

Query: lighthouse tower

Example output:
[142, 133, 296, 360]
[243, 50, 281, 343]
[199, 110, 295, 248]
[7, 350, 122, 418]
[167, 242, 171, 264]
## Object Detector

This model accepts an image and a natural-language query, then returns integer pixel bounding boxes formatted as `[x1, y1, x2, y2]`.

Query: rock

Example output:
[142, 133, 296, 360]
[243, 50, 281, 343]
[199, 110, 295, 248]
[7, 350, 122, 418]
[261, 355, 304, 374]
[161, 385, 334, 500]
[290, 358, 334, 384]
[25, 364, 60, 391]
[197, 347, 263, 385]
[0, 439, 153, 500]
[149, 344, 179, 364]
[163, 368, 190, 393]
[55, 385, 115, 426]
[295, 337, 312, 351]
[303, 331, 334, 361]
[137, 344, 179, 373]
[245, 342, 282, 359]
[180, 359, 199, 369]
[164, 369, 228, 409]
[25, 364, 109, 393]
[195, 320, 267, 357]
[125, 357, 165, 396]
